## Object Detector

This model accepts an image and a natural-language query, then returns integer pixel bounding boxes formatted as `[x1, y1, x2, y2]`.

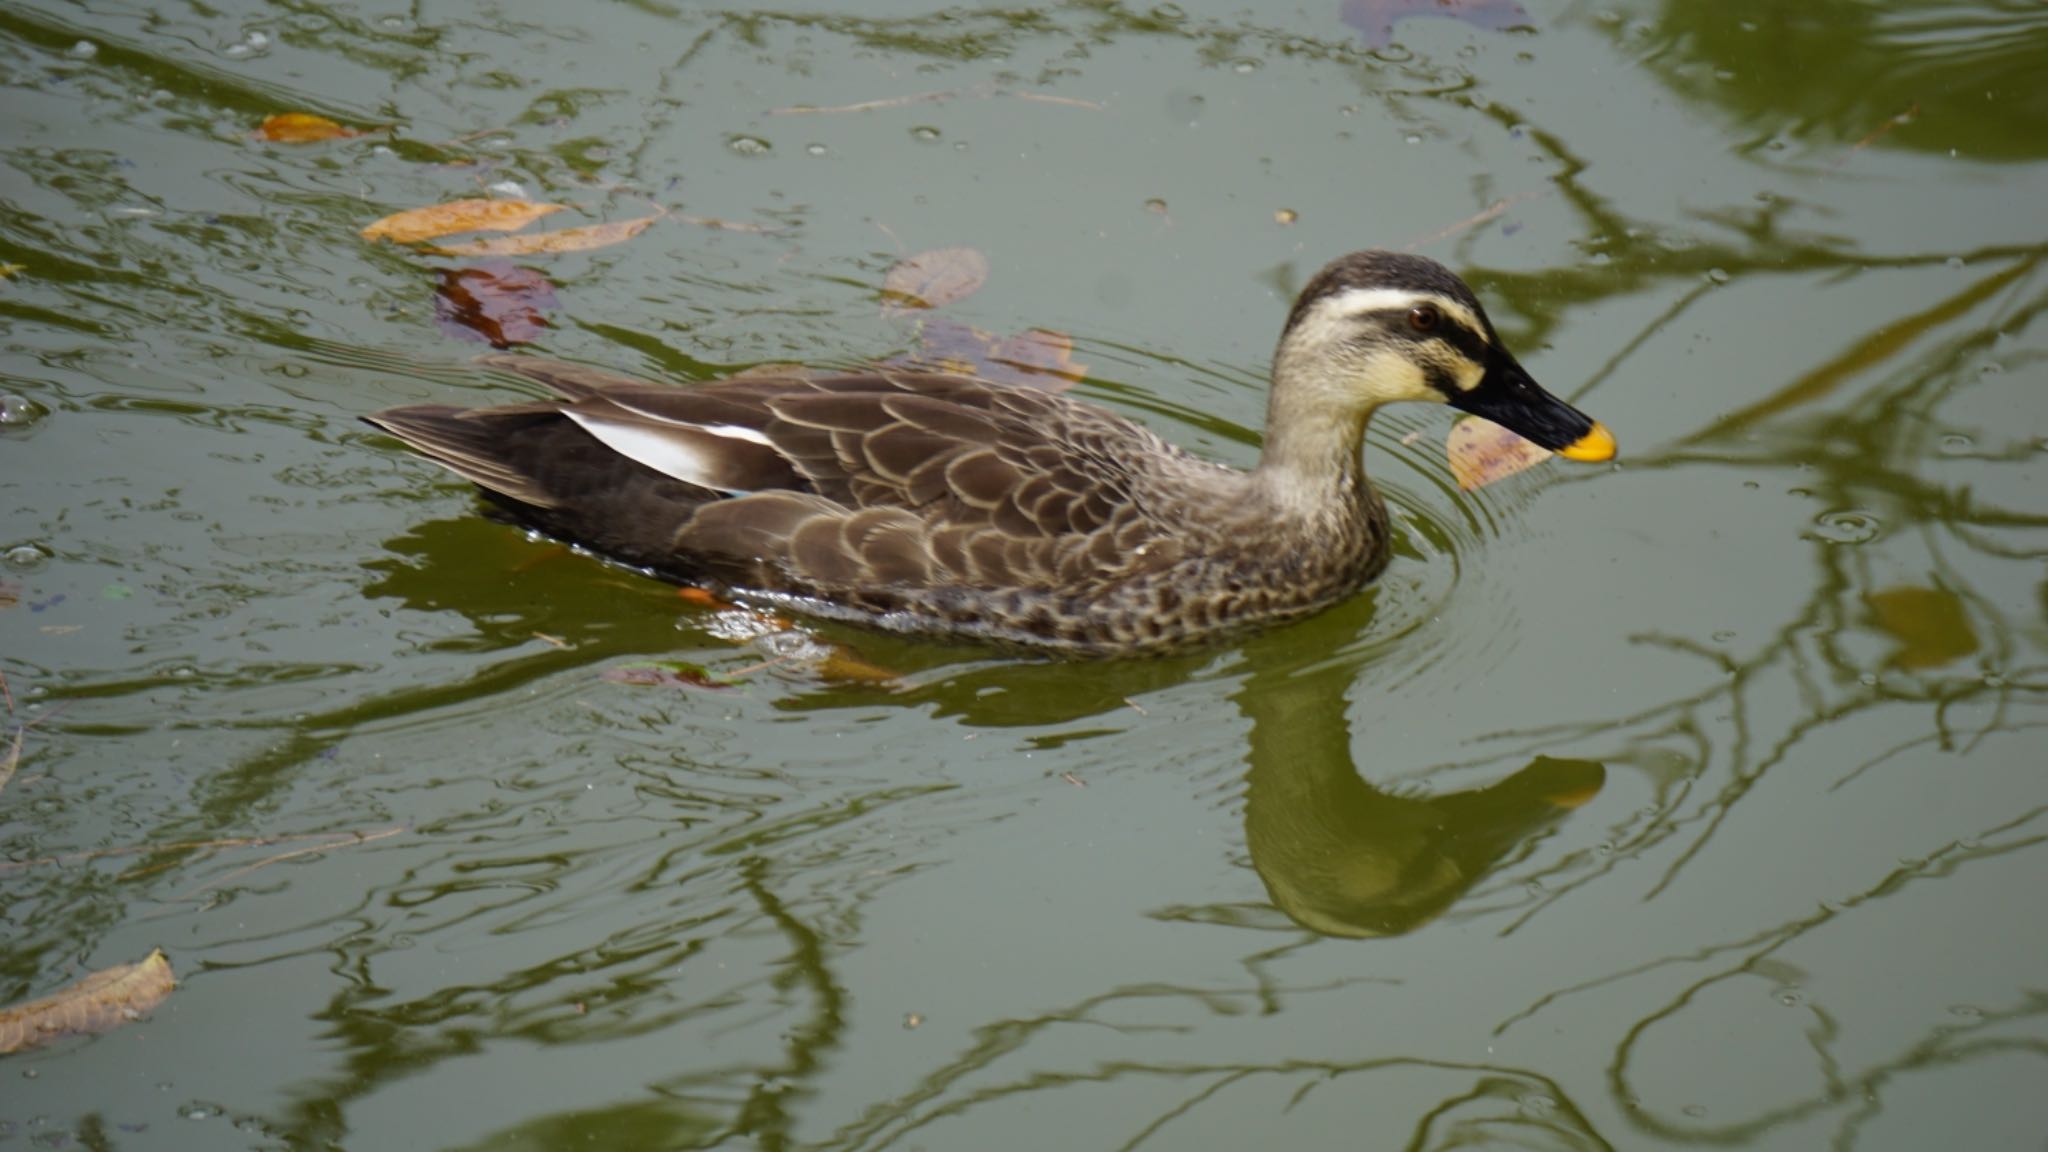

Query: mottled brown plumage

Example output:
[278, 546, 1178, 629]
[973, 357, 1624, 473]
[365, 251, 1614, 655]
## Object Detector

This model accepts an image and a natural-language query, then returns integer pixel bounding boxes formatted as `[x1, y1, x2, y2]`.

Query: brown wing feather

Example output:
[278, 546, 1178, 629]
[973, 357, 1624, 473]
[372, 357, 1198, 607]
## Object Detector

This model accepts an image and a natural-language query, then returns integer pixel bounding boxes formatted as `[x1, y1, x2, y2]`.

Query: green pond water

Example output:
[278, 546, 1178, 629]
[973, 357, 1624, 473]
[3, 1, 2046, 1148]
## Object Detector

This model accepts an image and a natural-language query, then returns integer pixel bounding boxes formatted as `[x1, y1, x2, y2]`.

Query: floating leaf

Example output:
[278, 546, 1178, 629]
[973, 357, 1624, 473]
[1446, 416, 1551, 491]
[361, 199, 564, 245]
[1339, 0, 1532, 49]
[0, 263, 24, 279]
[601, 661, 736, 690]
[434, 262, 558, 348]
[428, 210, 665, 257]
[255, 113, 361, 143]
[984, 327, 1088, 391]
[1865, 585, 1978, 670]
[892, 317, 1087, 392]
[816, 648, 901, 684]
[0, 950, 175, 1055]
[881, 247, 990, 311]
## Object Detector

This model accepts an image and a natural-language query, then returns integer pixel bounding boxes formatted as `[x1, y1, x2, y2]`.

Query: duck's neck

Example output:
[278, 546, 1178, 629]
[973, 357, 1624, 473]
[1251, 354, 1378, 526]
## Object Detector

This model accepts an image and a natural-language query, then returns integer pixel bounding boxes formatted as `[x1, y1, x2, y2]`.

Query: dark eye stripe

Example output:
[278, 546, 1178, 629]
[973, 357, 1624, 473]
[1371, 308, 1489, 365]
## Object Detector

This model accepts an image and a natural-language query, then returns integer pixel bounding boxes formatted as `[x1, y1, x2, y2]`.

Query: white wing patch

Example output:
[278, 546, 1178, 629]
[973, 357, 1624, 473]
[564, 411, 762, 492]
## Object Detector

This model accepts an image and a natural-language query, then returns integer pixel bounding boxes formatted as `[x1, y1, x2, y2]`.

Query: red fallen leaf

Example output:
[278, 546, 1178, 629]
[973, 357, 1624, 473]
[1339, 0, 1531, 49]
[1446, 416, 1551, 491]
[433, 262, 558, 348]
[255, 113, 361, 143]
[881, 247, 990, 312]
[600, 662, 736, 690]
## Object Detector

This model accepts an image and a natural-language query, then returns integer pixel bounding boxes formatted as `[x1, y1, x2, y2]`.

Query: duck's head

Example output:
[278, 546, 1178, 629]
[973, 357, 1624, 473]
[1270, 250, 1615, 463]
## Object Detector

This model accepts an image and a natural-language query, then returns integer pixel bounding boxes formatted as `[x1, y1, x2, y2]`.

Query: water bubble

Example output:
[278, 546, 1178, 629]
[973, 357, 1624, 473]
[4, 543, 51, 570]
[805, 143, 827, 156]
[1858, 673, 1878, 687]
[726, 135, 771, 155]
[1811, 509, 1881, 544]
[1149, 3, 1186, 19]
[1712, 629, 1736, 642]
[1707, 267, 1730, 284]
[1938, 434, 1973, 455]
[246, 30, 272, 49]
[1775, 988, 1805, 1006]
[70, 39, 99, 59]
[1945, 256, 1965, 270]
[0, 395, 49, 428]
[1231, 58, 1260, 74]
[223, 43, 253, 58]
[1982, 672, 2005, 687]
[1518, 1094, 1557, 1117]
[1947, 1004, 1983, 1020]
[952, 141, 969, 152]
[1589, 252, 1611, 266]
[1978, 361, 2003, 376]
[1682, 1104, 1708, 1119]
[1404, 133, 1422, 145]
[1143, 197, 1168, 215]
[909, 125, 941, 142]
[1741, 480, 1759, 490]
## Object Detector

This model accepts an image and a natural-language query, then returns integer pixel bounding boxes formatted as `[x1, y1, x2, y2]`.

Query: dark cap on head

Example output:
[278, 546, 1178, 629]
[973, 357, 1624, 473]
[1284, 250, 1490, 336]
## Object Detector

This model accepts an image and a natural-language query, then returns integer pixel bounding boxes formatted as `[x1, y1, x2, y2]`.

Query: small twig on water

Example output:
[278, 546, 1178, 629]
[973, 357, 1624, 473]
[0, 727, 20, 797]
[0, 825, 407, 876]
[770, 85, 1102, 116]
[181, 825, 407, 899]
[1399, 189, 1545, 253]
[1831, 103, 1918, 169]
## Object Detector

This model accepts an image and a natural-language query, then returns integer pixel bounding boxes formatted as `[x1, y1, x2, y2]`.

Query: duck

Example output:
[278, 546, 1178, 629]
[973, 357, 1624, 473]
[364, 250, 1614, 656]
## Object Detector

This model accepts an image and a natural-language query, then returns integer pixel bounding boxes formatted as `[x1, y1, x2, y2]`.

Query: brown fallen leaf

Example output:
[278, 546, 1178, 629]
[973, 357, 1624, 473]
[893, 317, 1086, 391]
[1446, 416, 1551, 491]
[428, 210, 665, 257]
[816, 648, 901, 685]
[0, 950, 175, 1055]
[255, 113, 361, 143]
[361, 198, 565, 245]
[882, 247, 990, 312]
[1865, 585, 1978, 670]
[434, 263, 558, 347]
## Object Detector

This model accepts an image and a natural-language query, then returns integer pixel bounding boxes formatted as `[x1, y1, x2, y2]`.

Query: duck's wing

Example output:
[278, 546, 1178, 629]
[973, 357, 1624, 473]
[370, 355, 1195, 594]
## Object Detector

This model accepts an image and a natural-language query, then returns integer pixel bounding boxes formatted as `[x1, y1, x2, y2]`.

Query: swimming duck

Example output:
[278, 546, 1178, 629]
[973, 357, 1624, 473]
[365, 250, 1614, 655]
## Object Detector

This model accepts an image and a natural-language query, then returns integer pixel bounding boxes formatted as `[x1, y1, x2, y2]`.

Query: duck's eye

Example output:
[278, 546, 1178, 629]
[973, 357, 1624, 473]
[1408, 305, 1440, 332]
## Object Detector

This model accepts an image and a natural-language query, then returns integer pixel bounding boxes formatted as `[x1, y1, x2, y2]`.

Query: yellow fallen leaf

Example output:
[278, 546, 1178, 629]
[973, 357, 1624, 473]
[361, 199, 564, 245]
[1865, 585, 1978, 670]
[0, 263, 24, 279]
[255, 113, 360, 143]
[1446, 416, 1552, 491]
[427, 210, 665, 256]
[0, 949, 175, 1054]
[881, 247, 990, 311]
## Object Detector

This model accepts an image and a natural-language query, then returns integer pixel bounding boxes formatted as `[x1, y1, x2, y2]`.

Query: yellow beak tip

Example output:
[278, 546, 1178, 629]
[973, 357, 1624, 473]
[1557, 421, 1617, 463]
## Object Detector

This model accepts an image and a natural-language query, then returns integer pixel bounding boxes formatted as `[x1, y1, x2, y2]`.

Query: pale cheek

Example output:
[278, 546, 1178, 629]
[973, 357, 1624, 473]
[1361, 350, 1441, 404]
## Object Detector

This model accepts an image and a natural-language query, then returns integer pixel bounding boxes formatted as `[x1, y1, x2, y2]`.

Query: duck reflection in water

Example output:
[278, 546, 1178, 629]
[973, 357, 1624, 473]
[1239, 658, 1604, 939]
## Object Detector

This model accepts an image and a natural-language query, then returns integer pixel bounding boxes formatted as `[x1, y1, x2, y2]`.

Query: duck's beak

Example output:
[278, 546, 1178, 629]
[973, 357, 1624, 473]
[1449, 351, 1615, 463]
